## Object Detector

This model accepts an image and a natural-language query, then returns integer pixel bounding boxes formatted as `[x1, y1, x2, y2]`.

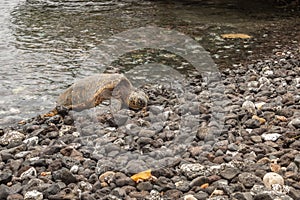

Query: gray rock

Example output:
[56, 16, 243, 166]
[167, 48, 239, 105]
[220, 167, 240, 180]
[289, 118, 300, 128]
[244, 119, 261, 129]
[289, 187, 300, 200]
[52, 168, 77, 184]
[0, 184, 10, 199]
[7, 193, 24, 200]
[238, 172, 262, 188]
[227, 143, 238, 151]
[137, 181, 153, 191]
[294, 154, 300, 167]
[0, 169, 12, 184]
[189, 176, 208, 187]
[232, 192, 253, 200]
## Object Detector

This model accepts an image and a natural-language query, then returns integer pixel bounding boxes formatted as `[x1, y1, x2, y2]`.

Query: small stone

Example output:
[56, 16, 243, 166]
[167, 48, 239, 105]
[137, 181, 153, 191]
[184, 194, 197, 200]
[263, 172, 284, 189]
[242, 101, 256, 114]
[294, 154, 300, 167]
[0, 184, 10, 199]
[23, 136, 39, 146]
[261, 133, 281, 141]
[220, 167, 240, 180]
[52, 168, 76, 184]
[164, 189, 183, 199]
[250, 136, 262, 143]
[0, 131, 25, 146]
[24, 190, 43, 200]
[228, 143, 238, 151]
[113, 114, 128, 126]
[20, 167, 37, 179]
[232, 192, 253, 200]
[238, 172, 262, 188]
[289, 118, 300, 128]
[189, 176, 208, 187]
[180, 163, 206, 179]
[255, 102, 266, 110]
[289, 187, 300, 200]
[252, 115, 266, 124]
[244, 119, 261, 129]
[7, 193, 24, 200]
[139, 129, 156, 138]
[0, 169, 12, 184]
[70, 165, 79, 174]
[99, 171, 115, 184]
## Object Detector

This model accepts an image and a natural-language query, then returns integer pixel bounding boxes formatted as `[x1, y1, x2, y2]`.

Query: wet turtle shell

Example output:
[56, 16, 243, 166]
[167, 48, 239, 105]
[57, 73, 148, 111]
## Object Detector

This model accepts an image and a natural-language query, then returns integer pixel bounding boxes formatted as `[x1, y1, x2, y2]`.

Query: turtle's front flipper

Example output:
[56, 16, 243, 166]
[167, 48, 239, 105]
[41, 106, 69, 118]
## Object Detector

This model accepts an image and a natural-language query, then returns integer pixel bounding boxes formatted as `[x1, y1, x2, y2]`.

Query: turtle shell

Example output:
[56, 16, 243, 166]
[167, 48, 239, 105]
[57, 74, 132, 111]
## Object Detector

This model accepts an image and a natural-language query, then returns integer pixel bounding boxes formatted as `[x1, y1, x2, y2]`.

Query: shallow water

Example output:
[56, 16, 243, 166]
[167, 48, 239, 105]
[0, 0, 299, 126]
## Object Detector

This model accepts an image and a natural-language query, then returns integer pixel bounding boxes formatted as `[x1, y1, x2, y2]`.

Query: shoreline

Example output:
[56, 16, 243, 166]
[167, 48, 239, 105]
[0, 44, 299, 199]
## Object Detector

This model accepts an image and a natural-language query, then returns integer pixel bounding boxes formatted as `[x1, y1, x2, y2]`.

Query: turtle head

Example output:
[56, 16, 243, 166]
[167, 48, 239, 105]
[127, 90, 148, 110]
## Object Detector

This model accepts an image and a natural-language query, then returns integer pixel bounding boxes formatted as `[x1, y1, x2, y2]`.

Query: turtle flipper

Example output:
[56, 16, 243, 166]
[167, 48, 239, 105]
[41, 106, 69, 118]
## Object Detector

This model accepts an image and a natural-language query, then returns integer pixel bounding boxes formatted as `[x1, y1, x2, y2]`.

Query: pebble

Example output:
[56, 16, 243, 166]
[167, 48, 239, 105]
[263, 172, 284, 189]
[24, 190, 43, 200]
[261, 133, 281, 141]
[0, 131, 25, 146]
[242, 100, 256, 114]
[0, 46, 299, 199]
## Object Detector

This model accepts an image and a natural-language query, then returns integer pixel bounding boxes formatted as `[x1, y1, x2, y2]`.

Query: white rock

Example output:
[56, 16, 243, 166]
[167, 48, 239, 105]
[255, 102, 266, 110]
[258, 77, 271, 85]
[23, 136, 39, 145]
[263, 172, 284, 189]
[0, 131, 25, 145]
[70, 165, 79, 174]
[242, 100, 256, 114]
[20, 167, 37, 179]
[24, 190, 43, 200]
[261, 133, 281, 141]
[184, 194, 197, 200]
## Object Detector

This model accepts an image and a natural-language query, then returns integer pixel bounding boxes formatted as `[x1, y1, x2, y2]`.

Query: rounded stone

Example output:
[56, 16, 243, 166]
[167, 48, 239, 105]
[263, 172, 284, 189]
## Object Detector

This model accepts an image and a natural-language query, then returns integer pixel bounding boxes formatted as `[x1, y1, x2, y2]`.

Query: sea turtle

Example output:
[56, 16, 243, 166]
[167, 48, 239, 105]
[44, 73, 148, 117]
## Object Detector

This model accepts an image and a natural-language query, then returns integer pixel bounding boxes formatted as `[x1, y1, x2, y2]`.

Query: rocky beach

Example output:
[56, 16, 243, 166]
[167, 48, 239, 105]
[0, 41, 299, 200]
